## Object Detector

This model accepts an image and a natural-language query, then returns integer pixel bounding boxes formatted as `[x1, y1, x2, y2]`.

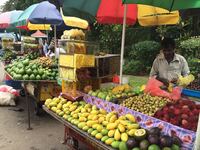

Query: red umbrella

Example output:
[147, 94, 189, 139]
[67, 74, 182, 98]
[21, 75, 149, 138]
[62, 0, 137, 25]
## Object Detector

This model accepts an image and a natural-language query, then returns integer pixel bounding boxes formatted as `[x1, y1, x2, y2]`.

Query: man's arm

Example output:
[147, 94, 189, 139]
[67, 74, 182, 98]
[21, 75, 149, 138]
[181, 57, 190, 77]
[150, 58, 158, 77]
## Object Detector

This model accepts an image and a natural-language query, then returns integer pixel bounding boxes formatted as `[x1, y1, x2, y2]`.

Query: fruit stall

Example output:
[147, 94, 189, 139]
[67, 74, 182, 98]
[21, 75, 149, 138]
[2, 36, 62, 129]
[40, 29, 200, 150]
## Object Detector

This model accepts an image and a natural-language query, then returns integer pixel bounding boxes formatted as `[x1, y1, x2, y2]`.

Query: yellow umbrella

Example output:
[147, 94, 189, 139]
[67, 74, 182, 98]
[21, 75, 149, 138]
[60, 9, 89, 29]
[138, 5, 179, 26]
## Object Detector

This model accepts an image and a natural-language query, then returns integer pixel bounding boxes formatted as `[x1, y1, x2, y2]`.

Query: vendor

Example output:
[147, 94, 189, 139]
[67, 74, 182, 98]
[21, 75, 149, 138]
[150, 37, 190, 86]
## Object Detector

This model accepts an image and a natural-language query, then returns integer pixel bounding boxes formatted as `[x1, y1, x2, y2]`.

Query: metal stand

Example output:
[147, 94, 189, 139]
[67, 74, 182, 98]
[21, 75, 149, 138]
[24, 82, 32, 130]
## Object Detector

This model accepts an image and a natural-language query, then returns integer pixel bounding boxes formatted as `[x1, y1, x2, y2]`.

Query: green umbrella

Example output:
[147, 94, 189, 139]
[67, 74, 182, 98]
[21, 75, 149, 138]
[123, 0, 200, 11]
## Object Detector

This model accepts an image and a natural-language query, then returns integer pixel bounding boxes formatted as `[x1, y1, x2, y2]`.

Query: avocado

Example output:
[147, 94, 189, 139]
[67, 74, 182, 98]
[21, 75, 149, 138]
[140, 140, 149, 150]
[148, 144, 160, 150]
[119, 141, 128, 150]
[148, 135, 159, 144]
[172, 136, 182, 147]
[160, 135, 173, 147]
[149, 127, 161, 136]
[127, 138, 138, 149]
[171, 144, 180, 150]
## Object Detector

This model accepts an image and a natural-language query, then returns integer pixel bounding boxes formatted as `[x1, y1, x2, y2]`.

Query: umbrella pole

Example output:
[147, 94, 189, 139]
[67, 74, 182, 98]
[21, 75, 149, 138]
[119, 4, 127, 84]
[54, 25, 57, 53]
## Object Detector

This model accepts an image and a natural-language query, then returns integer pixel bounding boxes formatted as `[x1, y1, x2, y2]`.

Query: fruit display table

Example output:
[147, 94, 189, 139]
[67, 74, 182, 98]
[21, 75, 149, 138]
[43, 106, 114, 150]
[83, 94, 197, 150]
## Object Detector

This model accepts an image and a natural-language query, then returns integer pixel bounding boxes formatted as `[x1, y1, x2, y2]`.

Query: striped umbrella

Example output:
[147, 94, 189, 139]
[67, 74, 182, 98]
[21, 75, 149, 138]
[0, 10, 23, 29]
[13, 4, 51, 30]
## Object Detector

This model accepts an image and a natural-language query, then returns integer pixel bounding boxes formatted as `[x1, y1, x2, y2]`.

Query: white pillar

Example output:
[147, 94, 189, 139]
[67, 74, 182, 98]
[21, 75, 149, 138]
[119, 4, 127, 84]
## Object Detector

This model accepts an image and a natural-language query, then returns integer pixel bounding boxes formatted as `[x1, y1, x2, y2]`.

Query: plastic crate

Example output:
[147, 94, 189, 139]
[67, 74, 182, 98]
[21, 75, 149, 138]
[182, 88, 200, 98]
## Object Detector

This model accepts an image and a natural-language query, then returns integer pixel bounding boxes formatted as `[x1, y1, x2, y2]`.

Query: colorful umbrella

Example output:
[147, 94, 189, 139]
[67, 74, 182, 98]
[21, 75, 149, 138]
[28, 1, 63, 25]
[62, 0, 137, 25]
[14, 3, 51, 30]
[123, 0, 200, 11]
[31, 30, 47, 38]
[138, 5, 179, 26]
[0, 10, 23, 29]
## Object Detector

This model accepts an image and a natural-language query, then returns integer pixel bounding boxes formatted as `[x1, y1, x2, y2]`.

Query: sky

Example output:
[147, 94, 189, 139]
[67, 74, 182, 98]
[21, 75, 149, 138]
[0, 0, 8, 7]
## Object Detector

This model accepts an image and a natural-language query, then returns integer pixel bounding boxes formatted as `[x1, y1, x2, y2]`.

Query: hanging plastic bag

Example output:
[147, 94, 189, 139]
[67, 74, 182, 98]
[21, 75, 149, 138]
[144, 78, 181, 101]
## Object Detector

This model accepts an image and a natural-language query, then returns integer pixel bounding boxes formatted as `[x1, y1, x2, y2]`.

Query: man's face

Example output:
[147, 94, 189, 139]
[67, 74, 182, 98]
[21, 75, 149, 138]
[163, 47, 174, 61]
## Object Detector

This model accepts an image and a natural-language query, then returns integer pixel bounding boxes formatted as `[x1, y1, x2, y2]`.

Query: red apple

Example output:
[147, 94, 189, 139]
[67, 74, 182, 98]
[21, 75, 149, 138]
[174, 109, 181, 115]
[181, 114, 189, 120]
[182, 119, 189, 126]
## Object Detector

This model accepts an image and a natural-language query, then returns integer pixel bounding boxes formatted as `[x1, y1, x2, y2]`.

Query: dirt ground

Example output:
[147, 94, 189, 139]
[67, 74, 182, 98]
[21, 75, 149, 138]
[0, 96, 67, 150]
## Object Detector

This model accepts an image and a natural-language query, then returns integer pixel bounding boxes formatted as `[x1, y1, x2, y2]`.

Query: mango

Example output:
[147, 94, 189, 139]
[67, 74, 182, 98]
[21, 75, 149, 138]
[114, 129, 121, 141]
[111, 141, 120, 149]
[58, 111, 64, 117]
[118, 115, 126, 120]
[79, 117, 87, 122]
[109, 115, 117, 123]
[86, 120, 98, 127]
[92, 115, 99, 121]
[84, 104, 92, 109]
[92, 105, 97, 110]
[74, 120, 80, 126]
[72, 114, 78, 119]
[105, 138, 114, 145]
[67, 117, 73, 122]
[92, 124, 99, 129]
[99, 109, 107, 115]
[69, 105, 77, 112]
[57, 103, 62, 110]
[63, 114, 68, 120]
[128, 129, 137, 136]
[125, 114, 136, 123]
[95, 133, 103, 140]
[121, 133, 128, 142]
[96, 125, 103, 132]
[101, 129, 109, 136]
[78, 122, 86, 129]
[51, 106, 57, 112]
[87, 128, 94, 134]
[91, 110, 99, 115]
[81, 108, 87, 113]
[49, 102, 57, 107]
[118, 124, 125, 133]
[102, 121, 109, 126]
[108, 130, 115, 137]
[88, 115, 94, 120]
[98, 116, 105, 123]
[82, 126, 89, 131]
[101, 136, 109, 142]
[56, 109, 61, 114]
[127, 123, 140, 130]
[107, 122, 118, 130]
[91, 130, 98, 137]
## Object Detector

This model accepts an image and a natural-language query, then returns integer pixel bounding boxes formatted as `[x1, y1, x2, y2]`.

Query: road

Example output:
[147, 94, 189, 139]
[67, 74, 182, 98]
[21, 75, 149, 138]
[0, 96, 66, 150]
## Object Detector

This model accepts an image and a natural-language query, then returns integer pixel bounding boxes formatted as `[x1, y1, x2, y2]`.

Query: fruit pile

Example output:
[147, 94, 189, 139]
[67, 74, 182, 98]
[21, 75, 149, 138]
[0, 50, 16, 62]
[121, 94, 169, 116]
[31, 57, 57, 68]
[88, 84, 135, 102]
[186, 80, 200, 91]
[154, 99, 200, 131]
[127, 127, 182, 150]
[26, 51, 40, 60]
[6, 58, 58, 80]
[44, 97, 182, 150]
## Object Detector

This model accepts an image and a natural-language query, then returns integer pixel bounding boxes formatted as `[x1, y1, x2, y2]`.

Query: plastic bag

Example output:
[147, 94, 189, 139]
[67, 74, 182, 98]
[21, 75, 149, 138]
[144, 78, 181, 101]
[0, 92, 16, 106]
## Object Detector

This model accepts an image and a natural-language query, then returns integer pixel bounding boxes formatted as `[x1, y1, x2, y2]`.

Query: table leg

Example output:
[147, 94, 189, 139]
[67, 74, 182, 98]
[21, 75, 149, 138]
[24, 82, 32, 130]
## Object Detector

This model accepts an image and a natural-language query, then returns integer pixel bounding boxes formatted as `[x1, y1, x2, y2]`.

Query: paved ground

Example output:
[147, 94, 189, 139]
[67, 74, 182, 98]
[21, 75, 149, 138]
[0, 96, 67, 150]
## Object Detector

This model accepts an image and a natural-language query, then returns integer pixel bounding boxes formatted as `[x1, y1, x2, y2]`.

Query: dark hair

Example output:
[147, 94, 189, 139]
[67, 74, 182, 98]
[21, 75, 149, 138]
[161, 37, 175, 49]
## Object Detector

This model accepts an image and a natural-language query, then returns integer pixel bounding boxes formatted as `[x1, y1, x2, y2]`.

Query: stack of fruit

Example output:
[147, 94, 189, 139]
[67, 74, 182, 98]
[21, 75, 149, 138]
[186, 80, 200, 91]
[154, 99, 200, 131]
[88, 84, 135, 103]
[0, 50, 16, 62]
[25, 51, 40, 60]
[5, 58, 58, 80]
[44, 97, 182, 150]
[30, 57, 57, 68]
[121, 94, 169, 116]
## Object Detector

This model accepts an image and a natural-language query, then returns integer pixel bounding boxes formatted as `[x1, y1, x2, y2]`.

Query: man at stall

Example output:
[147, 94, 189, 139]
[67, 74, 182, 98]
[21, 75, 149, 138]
[150, 37, 190, 86]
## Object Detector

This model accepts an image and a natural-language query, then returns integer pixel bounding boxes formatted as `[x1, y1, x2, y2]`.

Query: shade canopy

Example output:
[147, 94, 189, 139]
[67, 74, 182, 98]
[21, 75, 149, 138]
[31, 30, 47, 38]
[62, 0, 137, 25]
[0, 10, 23, 29]
[29, 1, 63, 25]
[123, 0, 200, 11]
[14, 3, 51, 30]
[138, 5, 179, 26]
